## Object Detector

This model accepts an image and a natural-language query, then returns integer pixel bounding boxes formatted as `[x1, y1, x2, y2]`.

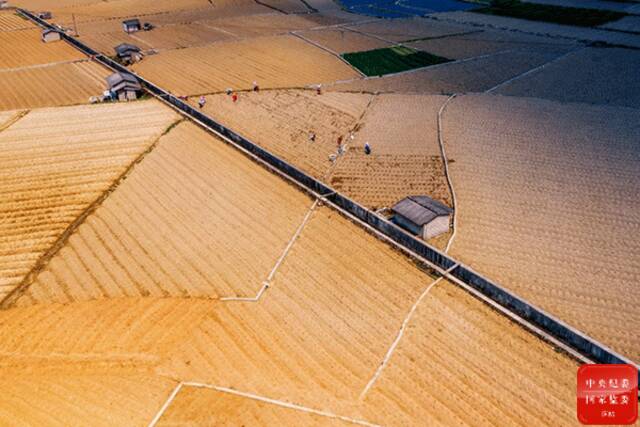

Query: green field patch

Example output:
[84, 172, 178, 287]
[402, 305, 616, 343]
[475, 0, 628, 27]
[341, 46, 452, 77]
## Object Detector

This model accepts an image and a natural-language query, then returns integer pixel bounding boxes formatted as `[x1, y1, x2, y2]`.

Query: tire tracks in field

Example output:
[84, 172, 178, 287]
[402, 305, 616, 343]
[0, 117, 185, 310]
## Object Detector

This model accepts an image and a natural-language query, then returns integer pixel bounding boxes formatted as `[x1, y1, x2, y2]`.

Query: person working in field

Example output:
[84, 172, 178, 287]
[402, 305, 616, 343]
[198, 96, 206, 109]
[364, 143, 371, 155]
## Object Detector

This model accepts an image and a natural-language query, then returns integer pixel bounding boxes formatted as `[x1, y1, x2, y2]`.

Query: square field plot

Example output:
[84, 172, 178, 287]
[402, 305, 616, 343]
[342, 46, 451, 76]
[132, 35, 360, 95]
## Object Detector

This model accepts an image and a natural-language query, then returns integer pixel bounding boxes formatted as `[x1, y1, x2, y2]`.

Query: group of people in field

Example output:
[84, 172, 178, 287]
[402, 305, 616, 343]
[194, 81, 372, 158]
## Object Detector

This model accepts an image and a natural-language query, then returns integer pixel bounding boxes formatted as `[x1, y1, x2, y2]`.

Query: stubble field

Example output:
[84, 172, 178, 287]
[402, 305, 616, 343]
[0, 61, 109, 111]
[443, 94, 640, 361]
[13, 122, 313, 306]
[0, 101, 178, 303]
[0, 11, 34, 31]
[0, 29, 85, 69]
[196, 90, 371, 179]
[132, 35, 360, 95]
[330, 94, 451, 210]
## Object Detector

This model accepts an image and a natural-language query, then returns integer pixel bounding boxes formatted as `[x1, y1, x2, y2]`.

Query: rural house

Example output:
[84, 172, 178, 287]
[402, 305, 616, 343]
[37, 11, 52, 19]
[114, 43, 142, 64]
[106, 72, 142, 101]
[0, 0, 9, 8]
[122, 18, 141, 33]
[41, 29, 61, 43]
[391, 195, 452, 240]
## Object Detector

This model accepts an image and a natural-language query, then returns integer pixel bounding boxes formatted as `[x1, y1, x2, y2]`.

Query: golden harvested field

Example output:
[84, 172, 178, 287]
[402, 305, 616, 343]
[443, 94, 640, 362]
[53, 0, 214, 21]
[203, 13, 340, 38]
[0, 61, 109, 111]
[359, 280, 577, 426]
[156, 386, 354, 426]
[330, 94, 451, 210]
[0, 297, 214, 425]
[196, 90, 371, 179]
[330, 50, 562, 94]
[0, 368, 175, 427]
[346, 17, 469, 42]
[296, 27, 392, 54]
[0, 11, 35, 31]
[0, 29, 85, 69]
[0, 101, 178, 303]
[13, 122, 313, 306]
[132, 35, 360, 95]
[154, 208, 577, 424]
[77, 31, 145, 55]
[129, 23, 233, 50]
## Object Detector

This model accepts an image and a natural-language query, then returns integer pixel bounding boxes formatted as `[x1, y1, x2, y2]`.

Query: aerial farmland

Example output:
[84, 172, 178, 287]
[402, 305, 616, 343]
[0, 0, 639, 425]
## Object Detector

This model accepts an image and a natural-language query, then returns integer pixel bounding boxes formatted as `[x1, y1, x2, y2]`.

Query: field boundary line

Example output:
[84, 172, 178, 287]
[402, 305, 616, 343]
[290, 31, 366, 77]
[21, 8, 637, 368]
[220, 199, 319, 302]
[485, 46, 584, 93]
[0, 110, 29, 134]
[0, 58, 89, 74]
[359, 263, 459, 400]
[183, 382, 381, 426]
[0, 117, 185, 309]
[436, 94, 458, 253]
[148, 382, 183, 427]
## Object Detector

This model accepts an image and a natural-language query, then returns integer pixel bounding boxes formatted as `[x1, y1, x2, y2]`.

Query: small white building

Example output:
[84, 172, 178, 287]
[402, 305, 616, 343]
[41, 29, 61, 43]
[114, 43, 143, 64]
[391, 195, 453, 240]
[0, 0, 8, 9]
[106, 72, 142, 101]
[122, 18, 141, 33]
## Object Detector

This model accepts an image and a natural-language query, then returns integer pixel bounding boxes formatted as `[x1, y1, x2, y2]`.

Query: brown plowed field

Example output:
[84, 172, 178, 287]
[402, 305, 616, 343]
[296, 28, 392, 53]
[132, 35, 360, 95]
[444, 94, 640, 362]
[14, 122, 313, 306]
[0, 101, 178, 302]
[0, 11, 34, 31]
[0, 29, 85, 69]
[331, 152, 450, 210]
[157, 386, 354, 426]
[360, 280, 577, 426]
[330, 94, 451, 211]
[195, 90, 371, 179]
[53, 0, 213, 21]
[0, 61, 109, 111]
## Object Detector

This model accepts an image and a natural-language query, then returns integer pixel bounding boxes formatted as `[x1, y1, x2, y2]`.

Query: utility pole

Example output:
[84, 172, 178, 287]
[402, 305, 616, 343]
[72, 13, 78, 37]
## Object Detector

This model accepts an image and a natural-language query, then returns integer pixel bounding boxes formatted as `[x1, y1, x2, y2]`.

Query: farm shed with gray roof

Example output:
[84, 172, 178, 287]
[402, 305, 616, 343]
[114, 43, 142, 64]
[41, 28, 60, 43]
[391, 195, 452, 240]
[122, 18, 141, 33]
[106, 72, 142, 101]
